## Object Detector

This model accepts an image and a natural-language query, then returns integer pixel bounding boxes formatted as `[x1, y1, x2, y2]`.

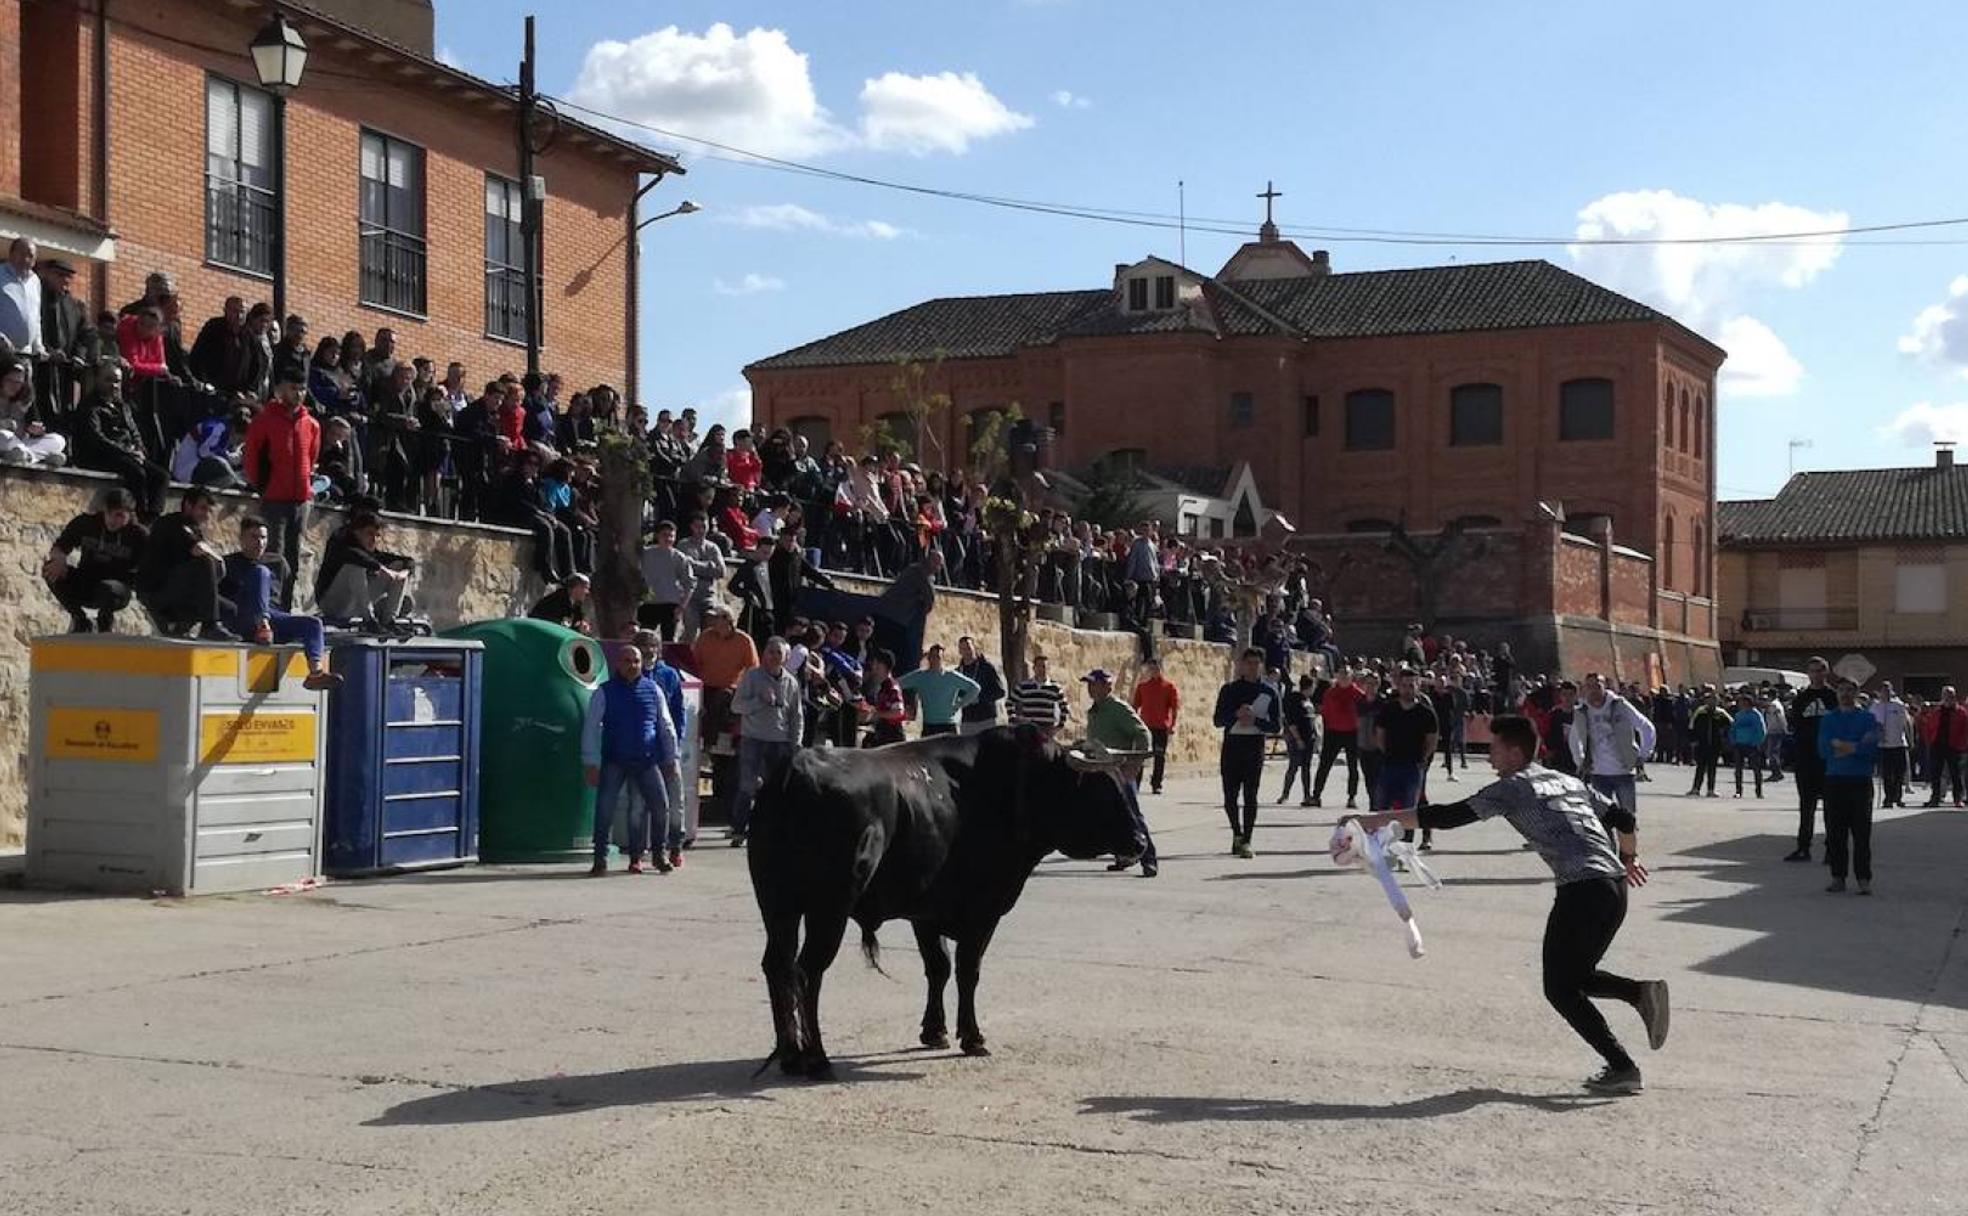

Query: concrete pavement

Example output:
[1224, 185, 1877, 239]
[4, 763, 1967, 1215]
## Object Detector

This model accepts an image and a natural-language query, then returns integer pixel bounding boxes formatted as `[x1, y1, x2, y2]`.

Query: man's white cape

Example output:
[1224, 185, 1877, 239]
[1329, 820, 1441, 958]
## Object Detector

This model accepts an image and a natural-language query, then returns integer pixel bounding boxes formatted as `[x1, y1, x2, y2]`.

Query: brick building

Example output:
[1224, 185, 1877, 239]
[1719, 447, 1968, 695]
[1, 0, 683, 394]
[747, 216, 1728, 682]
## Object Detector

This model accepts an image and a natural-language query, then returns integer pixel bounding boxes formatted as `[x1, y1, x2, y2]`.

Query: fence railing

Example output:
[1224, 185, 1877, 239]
[359, 227, 428, 315]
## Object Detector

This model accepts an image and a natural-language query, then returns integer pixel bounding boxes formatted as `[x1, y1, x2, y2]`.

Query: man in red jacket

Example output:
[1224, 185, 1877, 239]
[1921, 685, 1968, 807]
[243, 369, 320, 609]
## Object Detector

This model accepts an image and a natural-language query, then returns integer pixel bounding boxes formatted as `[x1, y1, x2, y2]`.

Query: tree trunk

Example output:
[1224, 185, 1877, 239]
[595, 433, 647, 639]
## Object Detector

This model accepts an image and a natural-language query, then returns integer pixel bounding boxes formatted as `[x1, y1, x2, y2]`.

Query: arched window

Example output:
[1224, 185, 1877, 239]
[1693, 395, 1707, 460]
[874, 411, 916, 459]
[1661, 513, 1677, 591]
[787, 414, 832, 451]
[1559, 378, 1615, 441]
[1449, 383, 1504, 446]
[1344, 389, 1396, 451]
[1679, 389, 1691, 455]
[1663, 384, 1676, 451]
[1693, 518, 1707, 597]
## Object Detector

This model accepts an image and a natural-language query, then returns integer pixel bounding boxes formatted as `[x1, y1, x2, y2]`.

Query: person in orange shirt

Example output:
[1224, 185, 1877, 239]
[1132, 657, 1181, 795]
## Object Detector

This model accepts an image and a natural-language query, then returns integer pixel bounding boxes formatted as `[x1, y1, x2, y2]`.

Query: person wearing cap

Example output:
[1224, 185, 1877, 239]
[1082, 667, 1158, 877]
[242, 367, 320, 610]
[898, 643, 980, 738]
[37, 256, 98, 419]
[530, 574, 593, 635]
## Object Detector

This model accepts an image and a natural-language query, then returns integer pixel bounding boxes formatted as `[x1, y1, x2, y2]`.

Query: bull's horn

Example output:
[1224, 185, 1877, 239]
[1062, 748, 1105, 772]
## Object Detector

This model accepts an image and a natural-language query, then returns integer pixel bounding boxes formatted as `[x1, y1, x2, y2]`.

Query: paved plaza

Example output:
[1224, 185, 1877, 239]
[4, 766, 1967, 1215]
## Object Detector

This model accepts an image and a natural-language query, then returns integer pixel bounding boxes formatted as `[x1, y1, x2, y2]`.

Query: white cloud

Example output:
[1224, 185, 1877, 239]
[1716, 316, 1803, 398]
[568, 27, 1030, 160]
[1881, 401, 1968, 446]
[701, 383, 754, 434]
[1898, 275, 1968, 374]
[1568, 190, 1848, 400]
[722, 203, 908, 240]
[568, 24, 843, 158]
[435, 45, 461, 68]
[1049, 89, 1092, 110]
[857, 71, 1034, 155]
[713, 272, 786, 296]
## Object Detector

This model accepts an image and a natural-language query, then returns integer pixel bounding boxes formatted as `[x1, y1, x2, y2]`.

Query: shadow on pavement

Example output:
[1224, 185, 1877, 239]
[1079, 1088, 1609, 1123]
[367, 1054, 926, 1125]
[1661, 808, 1968, 1008]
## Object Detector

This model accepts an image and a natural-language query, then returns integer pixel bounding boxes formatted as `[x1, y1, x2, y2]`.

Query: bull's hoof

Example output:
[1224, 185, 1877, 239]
[920, 1028, 951, 1050]
[778, 1049, 812, 1077]
[960, 1039, 991, 1058]
[803, 1054, 836, 1082]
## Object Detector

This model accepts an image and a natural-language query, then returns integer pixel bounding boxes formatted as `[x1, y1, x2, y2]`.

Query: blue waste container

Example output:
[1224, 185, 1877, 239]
[322, 638, 485, 876]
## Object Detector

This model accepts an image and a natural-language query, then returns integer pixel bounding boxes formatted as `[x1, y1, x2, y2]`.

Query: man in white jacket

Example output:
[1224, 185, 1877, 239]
[1871, 683, 1913, 808]
[1569, 672, 1659, 825]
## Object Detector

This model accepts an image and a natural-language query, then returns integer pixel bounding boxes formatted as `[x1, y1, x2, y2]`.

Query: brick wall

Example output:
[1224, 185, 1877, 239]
[93, 1, 636, 395]
[1, 0, 23, 198]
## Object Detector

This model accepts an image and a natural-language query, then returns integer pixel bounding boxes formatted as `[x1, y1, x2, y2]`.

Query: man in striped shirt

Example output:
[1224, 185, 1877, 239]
[1009, 652, 1070, 740]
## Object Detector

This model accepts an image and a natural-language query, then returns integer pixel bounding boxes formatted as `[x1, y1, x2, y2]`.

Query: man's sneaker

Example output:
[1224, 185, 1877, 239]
[1345, 798, 1357, 810]
[587, 860, 607, 877]
[627, 858, 645, 875]
[728, 832, 747, 848]
[1826, 878, 1847, 893]
[1275, 791, 1289, 805]
[196, 621, 241, 642]
[653, 854, 674, 874]
[95, 610, 115, 633]
[1139, 861, 1159, 878]
[1234, 837, 1255, 860]
[302, 671, 345, 692]
[1300, 797, 1316, 807]
[1445, 774, 1459, 783]
[1584, 1065, 1643, 1095]
[1635, 980, 1671, 1050]
[1769, 771, 1785, 783]
[1229, 834, 1242, 856]
[1857, 880, 1872, 895]
[668, 849, 685, 870]
[1150, 786, 1163, 795]
[1309, 796, 1322, 808]
[67, 611, 94, 634]
[1783, 849, 1812, 862]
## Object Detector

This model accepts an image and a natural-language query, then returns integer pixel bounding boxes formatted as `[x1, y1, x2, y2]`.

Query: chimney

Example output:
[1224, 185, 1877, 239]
[1309, 249, 1331, 277]
[1940, 442, 1957, 471]
[1114, 263, 1127, 281]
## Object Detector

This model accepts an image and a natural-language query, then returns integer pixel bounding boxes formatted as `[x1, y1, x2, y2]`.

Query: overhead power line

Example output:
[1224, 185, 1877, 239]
[550, 93, 1968, 249]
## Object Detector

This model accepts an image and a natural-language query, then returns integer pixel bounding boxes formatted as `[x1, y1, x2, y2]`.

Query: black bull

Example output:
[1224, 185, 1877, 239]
[746, 725, 1146, 1078]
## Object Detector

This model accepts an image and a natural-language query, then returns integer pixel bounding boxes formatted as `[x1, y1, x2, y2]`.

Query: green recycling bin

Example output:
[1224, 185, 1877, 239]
[437, 618, 604, 863]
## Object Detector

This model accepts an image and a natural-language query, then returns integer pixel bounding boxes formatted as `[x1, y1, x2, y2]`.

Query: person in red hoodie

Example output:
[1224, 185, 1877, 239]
[726, 427, 763, 492]
[1920, 685, 1968, 807]
[1311, 666, 1367, 808]
[242, 368, 320, 609]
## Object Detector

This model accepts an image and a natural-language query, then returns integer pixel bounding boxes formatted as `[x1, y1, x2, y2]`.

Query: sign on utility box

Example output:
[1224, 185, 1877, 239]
[26, 636, 329, 896]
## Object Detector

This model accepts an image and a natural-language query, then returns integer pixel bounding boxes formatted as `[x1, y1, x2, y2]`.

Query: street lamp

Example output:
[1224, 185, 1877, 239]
[249, 12, 308, 321]
[637, 200, 701, 233]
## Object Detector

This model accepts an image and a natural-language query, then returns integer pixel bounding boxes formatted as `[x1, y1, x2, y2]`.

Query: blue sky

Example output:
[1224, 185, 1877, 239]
[436, 0, 1968, 501]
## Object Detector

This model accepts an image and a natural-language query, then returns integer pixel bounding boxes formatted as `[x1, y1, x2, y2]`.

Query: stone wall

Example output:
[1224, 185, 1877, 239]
[827, 574, 1235, 774]
[0, 466, 544, 847]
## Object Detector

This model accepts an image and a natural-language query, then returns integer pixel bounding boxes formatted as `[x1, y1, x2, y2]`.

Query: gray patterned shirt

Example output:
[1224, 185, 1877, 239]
[1458, 763, 1627, 885]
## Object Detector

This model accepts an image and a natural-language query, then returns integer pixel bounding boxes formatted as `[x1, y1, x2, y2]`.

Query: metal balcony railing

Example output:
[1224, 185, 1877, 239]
[205, 178, 276, 276]
[359, 226, 428, 315]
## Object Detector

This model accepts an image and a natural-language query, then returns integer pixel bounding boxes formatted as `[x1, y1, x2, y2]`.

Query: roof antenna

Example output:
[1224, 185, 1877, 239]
[1788, 437, 1813, 478]
[1178, 179, 1186, 268]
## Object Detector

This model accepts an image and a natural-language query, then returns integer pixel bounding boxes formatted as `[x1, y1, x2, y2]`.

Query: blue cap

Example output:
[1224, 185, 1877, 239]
[1080, 668, 1114, 684]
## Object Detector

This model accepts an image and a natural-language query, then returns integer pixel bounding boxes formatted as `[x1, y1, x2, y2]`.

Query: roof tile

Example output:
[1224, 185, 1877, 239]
[1720, 464, 1968, 544]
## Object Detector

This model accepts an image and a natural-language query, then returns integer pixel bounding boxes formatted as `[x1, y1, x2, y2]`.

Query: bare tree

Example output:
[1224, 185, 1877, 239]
[1382, 517, 1489, 632]
[593, 428, 649, 639]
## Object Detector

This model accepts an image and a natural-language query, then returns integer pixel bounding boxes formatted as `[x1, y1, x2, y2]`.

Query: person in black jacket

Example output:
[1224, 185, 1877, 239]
[1785, 658, 1841, 861]
[489, 449, 573, 584]
[313, 511, 415, 630]
[370, 362, 421, 513]
[767, 528, 833, 637]
[451, 381, 504, 522]
[530, 574, 592, 634]
[134, 486, 236, 639]
[268, 314, 310, 394]
[74, 365, 169, 520]
[186, 296, 267, 406]
[727, 537, 775, 645]
[36, 257, 99, 423]
[44, 488, 146, 633]
[1213, 647, 1282, 858]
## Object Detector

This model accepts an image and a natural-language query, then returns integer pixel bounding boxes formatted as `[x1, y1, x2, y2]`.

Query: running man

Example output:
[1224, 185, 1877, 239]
[1344, 715, 1669, 1095]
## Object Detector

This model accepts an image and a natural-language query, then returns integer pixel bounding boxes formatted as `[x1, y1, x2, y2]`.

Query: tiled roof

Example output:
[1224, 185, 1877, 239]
[1719, 464, 1968, 544]
[750, 259, 1671, 370]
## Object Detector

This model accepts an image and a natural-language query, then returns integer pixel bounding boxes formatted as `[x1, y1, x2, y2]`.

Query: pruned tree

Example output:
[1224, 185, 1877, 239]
[887, 353, 953, 468]
[1382, 516, 1490, 632]
[967, 402, 1024, 483]
[594, 427, 650, 639]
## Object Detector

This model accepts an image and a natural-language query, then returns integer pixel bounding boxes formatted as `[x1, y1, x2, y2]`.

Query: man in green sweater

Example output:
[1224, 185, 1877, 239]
[1083, 667, 1158, 878]
[898, 643, 981, 737]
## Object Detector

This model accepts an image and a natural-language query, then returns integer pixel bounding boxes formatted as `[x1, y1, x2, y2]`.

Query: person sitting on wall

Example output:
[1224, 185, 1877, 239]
[221, 515, 343, 691]
[313, 510, 416, 635]
[530, 573, 594, 635]
[133, 485, 238, 640]
[43, 487, 147, 634]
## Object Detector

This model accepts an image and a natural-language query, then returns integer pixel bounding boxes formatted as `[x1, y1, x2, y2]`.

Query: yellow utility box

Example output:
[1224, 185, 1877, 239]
[27, 635, 329, 895]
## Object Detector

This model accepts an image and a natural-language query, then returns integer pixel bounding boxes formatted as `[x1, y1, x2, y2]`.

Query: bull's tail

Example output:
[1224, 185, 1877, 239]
[860, 923, 888, 977]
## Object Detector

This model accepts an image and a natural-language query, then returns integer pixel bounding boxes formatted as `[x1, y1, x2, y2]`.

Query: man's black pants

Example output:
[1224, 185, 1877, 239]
[1823, 775, 1874, 883]
[1795, 762, 1826, 852]
[52, 573, 132, 625]
[138, 559, 226, 631]
[1880, 748, 1908, 807]
[1148, 727, 1169, 792]
[1219, 735, 1264, 840]
[636, 601, 681, 640]
[1543, 878, 1641, 1071]
[1927, 746, 1964, 805]
[1312, 731, 1358, 801]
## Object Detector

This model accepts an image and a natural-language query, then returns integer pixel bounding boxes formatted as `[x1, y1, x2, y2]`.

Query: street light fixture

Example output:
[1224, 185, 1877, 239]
[248, 12, 307, 322]
[637, 200, 701, 232]
[249, 13, 308, 95]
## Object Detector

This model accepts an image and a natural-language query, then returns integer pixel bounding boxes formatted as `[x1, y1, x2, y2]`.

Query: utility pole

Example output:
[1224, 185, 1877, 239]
[517, 15, 540, 376]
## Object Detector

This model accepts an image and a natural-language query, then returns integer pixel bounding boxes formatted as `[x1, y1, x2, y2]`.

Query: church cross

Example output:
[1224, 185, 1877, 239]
[1257, 181, 1283, 226]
